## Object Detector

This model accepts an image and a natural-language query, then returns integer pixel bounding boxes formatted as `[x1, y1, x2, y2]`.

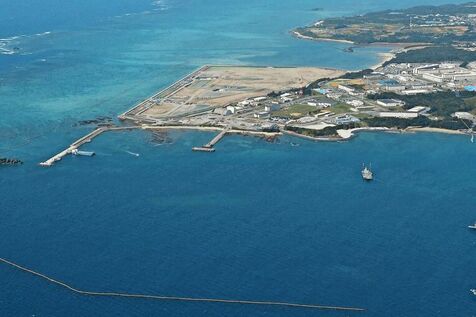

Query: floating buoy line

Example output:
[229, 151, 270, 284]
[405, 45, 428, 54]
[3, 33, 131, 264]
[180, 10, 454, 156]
[0, 257, 364, 312]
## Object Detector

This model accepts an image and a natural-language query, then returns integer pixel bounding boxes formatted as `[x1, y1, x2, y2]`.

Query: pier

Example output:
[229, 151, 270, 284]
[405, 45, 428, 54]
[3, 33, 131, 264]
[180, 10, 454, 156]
[40, 126, 138, 167]
[39, 127, 107, 167]
[39, 125, 281, 165]
[192, 127, 230, 152]
[205, 128, 228, 148]
[192, 147, 216, 152]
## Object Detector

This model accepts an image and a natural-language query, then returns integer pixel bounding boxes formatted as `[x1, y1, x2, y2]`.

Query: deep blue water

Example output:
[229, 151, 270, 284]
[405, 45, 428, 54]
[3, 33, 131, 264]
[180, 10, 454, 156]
[1, 0, 475, 316]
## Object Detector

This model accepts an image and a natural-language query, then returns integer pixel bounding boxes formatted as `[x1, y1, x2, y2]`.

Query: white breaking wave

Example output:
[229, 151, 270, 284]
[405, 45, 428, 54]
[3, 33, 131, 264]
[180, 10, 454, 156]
[152, 0, 169, 11]
[0, 31, 53, 56]
[35, 31, 51, 37]
[0, 41, 15, 55]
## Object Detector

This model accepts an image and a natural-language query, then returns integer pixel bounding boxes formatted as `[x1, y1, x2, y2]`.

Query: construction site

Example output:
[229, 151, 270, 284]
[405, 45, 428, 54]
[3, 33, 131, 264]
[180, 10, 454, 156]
[119, 65, 344, 122]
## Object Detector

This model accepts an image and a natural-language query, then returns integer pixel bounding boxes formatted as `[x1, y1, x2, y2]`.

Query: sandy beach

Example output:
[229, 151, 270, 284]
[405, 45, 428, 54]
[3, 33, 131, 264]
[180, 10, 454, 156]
[405, 127, 465, 135]
[370, 52, 396, 70]
[291, 31, 354, 44]
[337, 127, 391, 139]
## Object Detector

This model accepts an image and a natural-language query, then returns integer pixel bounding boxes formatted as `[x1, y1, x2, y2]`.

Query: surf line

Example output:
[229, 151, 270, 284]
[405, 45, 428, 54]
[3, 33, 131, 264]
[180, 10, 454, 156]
[0, 257, 364, 312]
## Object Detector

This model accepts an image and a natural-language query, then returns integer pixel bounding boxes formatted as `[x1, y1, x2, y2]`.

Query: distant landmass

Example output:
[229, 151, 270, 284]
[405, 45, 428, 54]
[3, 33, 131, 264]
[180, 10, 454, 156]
[295, 2, 476, 45]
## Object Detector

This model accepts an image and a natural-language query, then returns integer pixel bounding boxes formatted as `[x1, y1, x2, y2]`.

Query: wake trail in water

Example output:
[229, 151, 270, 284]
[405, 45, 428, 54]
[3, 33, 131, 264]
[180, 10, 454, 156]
[125, 150, 140, 157]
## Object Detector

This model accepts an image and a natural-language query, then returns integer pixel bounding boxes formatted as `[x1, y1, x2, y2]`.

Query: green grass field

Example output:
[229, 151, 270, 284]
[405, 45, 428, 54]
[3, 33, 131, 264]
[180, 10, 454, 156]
[272, 104, 316, 118]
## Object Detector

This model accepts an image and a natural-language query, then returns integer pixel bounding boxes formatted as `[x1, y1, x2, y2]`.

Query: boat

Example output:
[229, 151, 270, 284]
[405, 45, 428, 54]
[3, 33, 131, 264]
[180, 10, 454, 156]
[72, 149, 95, 157]
[125, 151, 140, 157]
[471, 289, 476, 295]
[290, 142, 300, 147]
[361, 163, 373, 181]
[468, 223, 476, 229]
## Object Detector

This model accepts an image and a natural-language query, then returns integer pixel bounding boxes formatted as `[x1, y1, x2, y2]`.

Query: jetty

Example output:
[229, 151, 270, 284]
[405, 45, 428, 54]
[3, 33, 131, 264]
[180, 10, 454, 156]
[39, 126, 137, 167]
[40, 124, 281, 166]
[192, 127, 230, 152]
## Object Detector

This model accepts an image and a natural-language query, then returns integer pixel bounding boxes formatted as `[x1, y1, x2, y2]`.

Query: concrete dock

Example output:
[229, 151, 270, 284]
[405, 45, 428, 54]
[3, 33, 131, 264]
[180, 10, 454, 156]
[192, 127, 230, 152]
[40, 128, 106, 167]
[40, 126, 138, 167]
[39, 124, 281, 166]
[192, 147, 216, 152]
[205, 128, 229, 148]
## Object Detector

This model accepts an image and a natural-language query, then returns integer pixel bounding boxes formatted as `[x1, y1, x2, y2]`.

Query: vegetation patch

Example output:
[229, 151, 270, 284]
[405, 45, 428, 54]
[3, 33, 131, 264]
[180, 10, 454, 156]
[273, 104, 317, 118]
[295, 3, 476, 44]
[368, 91, 476, 118]
[364, 116, 472, 130]
[384, 46, 476, 65]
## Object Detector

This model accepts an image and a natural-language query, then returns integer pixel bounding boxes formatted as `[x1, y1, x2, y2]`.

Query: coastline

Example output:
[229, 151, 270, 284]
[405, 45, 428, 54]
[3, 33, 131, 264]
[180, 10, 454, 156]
[291, 30, 354, 44]
[370, 51, 396, 70]
[143, 125, 282, 138]
[405, 127, 465, 135]
[291, 30, 402, 70]
[337, 127, 391, 139]
[283, 126, 469, 143]
[291, 30, 435, 71]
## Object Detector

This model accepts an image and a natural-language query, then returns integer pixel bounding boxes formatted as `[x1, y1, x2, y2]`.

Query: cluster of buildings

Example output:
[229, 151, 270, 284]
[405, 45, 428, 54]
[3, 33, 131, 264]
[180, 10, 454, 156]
[206, 59, 476, 134]
[407, 12, 470, 28]
[365, 62, 476, 95]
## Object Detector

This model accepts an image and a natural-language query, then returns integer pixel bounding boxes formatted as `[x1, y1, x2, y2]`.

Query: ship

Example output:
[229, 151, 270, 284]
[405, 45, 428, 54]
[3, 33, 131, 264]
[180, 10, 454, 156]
[72, 149, 95, 157]
[471, 289, 476, 295]
[468, 223, 476, 230]
[361, 164, 373, 181]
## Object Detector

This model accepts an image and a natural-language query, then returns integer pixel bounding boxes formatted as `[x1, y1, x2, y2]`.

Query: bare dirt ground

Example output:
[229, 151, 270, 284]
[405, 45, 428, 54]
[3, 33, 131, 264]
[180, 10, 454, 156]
[142, 66, 344, 118]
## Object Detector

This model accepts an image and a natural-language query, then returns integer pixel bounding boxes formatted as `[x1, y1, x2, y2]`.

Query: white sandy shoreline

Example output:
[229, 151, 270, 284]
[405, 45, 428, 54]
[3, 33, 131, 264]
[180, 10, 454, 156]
[282, 126, 469, 143]
[291, 30, 354, 44]
[405, 127, 465, 135]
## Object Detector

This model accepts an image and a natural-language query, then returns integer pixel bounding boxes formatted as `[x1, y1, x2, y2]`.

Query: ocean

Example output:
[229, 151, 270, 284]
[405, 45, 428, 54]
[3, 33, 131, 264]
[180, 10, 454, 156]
[0, 0, 475, 316]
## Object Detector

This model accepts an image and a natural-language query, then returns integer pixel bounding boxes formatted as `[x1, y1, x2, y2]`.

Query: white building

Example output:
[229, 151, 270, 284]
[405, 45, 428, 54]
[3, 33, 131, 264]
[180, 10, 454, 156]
[407, 106, 430, 114]
[254, 111, 270, 119]
[384, 84, 406, 92]
[338, 85, 355, 93]
[421, 68, 476, 83]
[453, 112, 476, 121]
[379, 112, 418, 119]
[377, 99, 406, 107]
[346, 100, 364, 107]
[238, 100, 252, 107]
[213, 107, 232, 116]
[265, 103, 281, 112]
[401, 89, 433, 95]
[333, 114, 360, 125]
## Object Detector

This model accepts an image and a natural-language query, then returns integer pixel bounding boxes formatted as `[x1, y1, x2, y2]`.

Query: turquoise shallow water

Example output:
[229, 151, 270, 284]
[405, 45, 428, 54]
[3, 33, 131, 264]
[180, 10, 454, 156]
[1, 0, 475, 316]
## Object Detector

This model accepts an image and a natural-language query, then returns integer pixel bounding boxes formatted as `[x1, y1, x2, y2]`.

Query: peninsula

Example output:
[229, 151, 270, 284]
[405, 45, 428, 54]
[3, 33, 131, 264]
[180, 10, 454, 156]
[39, 3, 476, 166]
[294, 2, 476, 45]
[116, 3, 476, 143]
